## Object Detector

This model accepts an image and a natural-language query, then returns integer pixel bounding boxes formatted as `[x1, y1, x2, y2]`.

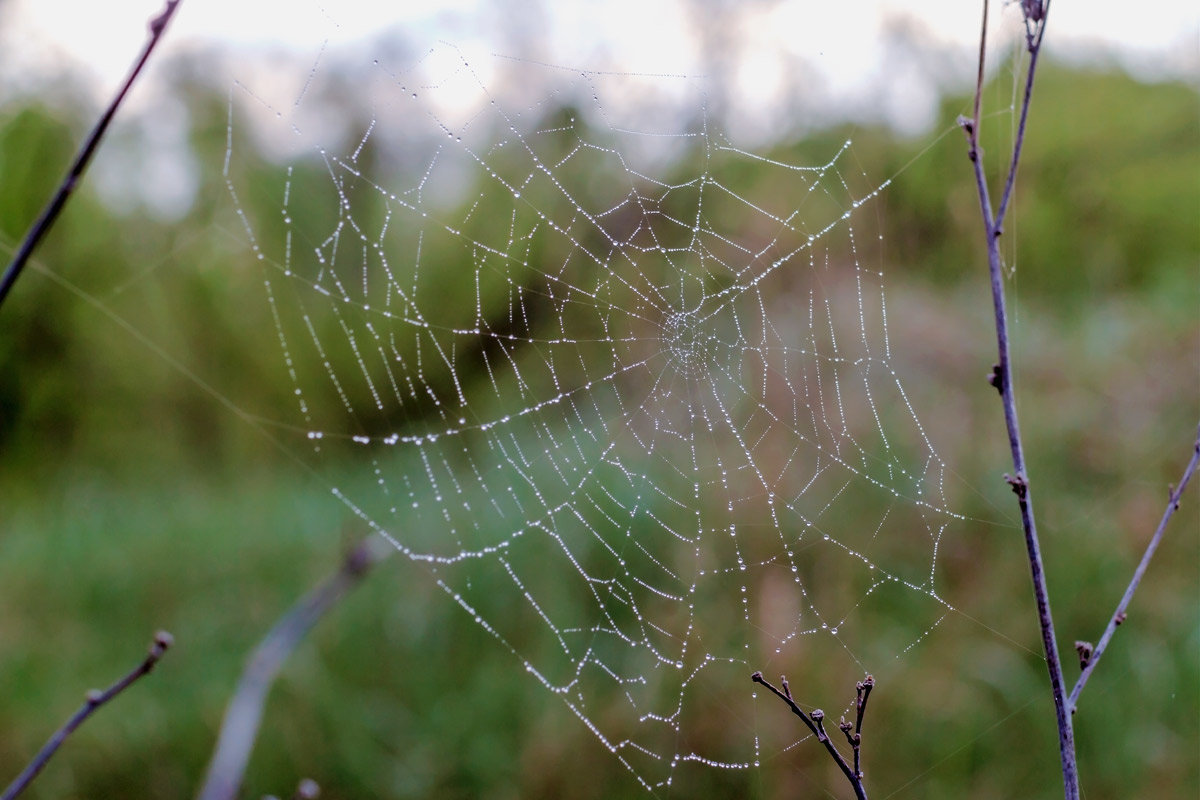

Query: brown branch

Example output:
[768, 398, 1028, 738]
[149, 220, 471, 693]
[0, 0, 183, 311]
[1068, 423, 1200, 711]
[196, 538, 389, 800]
[1, 632, 174, 800]
[751, 672, 870, 800]
[840, 675, 873, 780]
[958, 2, 1079, 799]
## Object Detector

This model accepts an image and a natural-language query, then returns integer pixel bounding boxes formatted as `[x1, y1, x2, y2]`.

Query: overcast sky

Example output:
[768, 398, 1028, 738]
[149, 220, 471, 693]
[5, 0, 1196, 103]
[1, 0, 1194, 214]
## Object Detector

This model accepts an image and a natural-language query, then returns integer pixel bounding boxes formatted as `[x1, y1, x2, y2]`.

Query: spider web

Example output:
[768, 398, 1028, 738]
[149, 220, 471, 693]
[226, 44, 962, 792]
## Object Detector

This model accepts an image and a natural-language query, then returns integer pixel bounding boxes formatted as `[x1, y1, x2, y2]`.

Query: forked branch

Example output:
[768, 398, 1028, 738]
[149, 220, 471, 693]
[751, 671, 872, 800]
[196, 538, 389, 800]
[958, 2, 1080, 799]
[1068, 424, 1200, 710]
[0, 0, 182, 311]
[0, 632, 174, 800]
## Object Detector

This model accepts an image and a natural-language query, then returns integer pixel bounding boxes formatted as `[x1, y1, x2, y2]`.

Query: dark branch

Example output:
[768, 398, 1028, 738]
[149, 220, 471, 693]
[993, 1, 1049, 234]
[0, 0, 183, 311]
[850, 675, 873, 779]
[751, 671, 870, 800]
[965, 0, 988, 164]
[1068, 423, 1200, 711]
[1, 632, 173, 800]
[196, 538, 389, 800]
[962, 2, 1078, 799]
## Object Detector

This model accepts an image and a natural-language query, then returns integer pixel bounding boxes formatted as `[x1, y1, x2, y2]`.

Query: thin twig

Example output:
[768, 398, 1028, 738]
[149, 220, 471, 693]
[0, 0, 183, 311]
[958, 3, 1079, 799]
[196, 538, 390, 800]
[993, 4, 1048, 234]
[751, 672, 869, 800]
[1068, 423, 1200, 711]
[845, 675, 873, 780]
[1, 632, 174, 800]
[965, 0, 988, 163]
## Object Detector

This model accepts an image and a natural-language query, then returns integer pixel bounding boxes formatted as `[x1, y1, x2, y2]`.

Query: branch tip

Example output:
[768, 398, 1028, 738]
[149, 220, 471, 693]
[1, 632, 173, 800]
[751, 670, 869, 798]
[197, 537, 385, 800]
[0, 0, 183, 311]
[148, 0, 182, 35]
[292, 778, 320, 800]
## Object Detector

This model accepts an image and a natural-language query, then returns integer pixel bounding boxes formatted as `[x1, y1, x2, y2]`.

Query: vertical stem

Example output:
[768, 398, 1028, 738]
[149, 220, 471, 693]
[962, 2, 1079, 798]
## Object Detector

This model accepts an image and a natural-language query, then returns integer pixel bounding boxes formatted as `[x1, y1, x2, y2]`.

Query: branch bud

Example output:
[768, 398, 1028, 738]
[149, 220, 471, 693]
[1074, 640, 1094, 669]
[988, 364, 1004, 392]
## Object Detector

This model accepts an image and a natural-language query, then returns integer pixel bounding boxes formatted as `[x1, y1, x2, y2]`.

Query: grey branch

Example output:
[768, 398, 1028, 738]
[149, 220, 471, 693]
[1068, 423, 1200, 711]
[1, 632, 174, 800]
[196, 538, 390, 800]
[960, 2, 1079, 798]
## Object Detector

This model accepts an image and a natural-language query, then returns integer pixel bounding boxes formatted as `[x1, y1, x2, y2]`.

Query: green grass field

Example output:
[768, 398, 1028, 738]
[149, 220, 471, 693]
[0, 62, 1196, 799]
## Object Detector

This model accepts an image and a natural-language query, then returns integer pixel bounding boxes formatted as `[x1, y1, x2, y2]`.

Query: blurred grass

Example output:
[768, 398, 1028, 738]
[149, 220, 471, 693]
[0, 60, 1196, 799]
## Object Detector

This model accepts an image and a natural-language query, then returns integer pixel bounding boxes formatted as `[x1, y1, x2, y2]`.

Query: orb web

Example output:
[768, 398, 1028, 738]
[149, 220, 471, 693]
[225, 44, 962, 791]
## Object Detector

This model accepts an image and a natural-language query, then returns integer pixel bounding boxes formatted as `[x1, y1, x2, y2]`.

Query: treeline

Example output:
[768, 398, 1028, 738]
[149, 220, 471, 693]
[1, 63, 1195, 482]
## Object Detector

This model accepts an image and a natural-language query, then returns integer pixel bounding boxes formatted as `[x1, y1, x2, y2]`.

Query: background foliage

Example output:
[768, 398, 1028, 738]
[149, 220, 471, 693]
[0, 59, 1196, 798]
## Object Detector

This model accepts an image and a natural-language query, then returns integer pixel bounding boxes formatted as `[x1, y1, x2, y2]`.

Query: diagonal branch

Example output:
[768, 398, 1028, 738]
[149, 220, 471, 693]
[1, 632, 174, 800]
[196, 538, 389, 800]
[1068, 423, 1200, 711]
[751, 671, 870, 800]
[0, 0, 183, 311]
[958, 2, 1079, 799]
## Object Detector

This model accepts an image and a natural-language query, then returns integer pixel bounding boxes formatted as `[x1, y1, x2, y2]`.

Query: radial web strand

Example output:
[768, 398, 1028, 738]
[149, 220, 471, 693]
[225, 46, 964, 791]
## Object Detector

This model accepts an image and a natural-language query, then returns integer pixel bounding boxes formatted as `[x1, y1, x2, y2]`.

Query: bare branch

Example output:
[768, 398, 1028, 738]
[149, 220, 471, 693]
[961, 2, 1079, 798]
[0, 0, 183, 311]
[751, 672, 870, 800]
[850, 675, 873, 779]
[965, 0, 988, 164]
[994, 2, 1050, 234]
[196, 538, 390, 800]
[1, 632, 174, 800]
[1068, 423, 1200, 711]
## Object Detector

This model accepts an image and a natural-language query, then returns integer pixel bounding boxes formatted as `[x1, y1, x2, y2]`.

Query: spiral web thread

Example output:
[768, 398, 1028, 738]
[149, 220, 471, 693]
[226, 45, 963, 791]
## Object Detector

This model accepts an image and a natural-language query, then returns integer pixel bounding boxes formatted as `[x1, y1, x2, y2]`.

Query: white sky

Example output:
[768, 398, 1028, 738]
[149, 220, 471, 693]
[5, 0, 1196, 102]
[1, 0, 1194, 215]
